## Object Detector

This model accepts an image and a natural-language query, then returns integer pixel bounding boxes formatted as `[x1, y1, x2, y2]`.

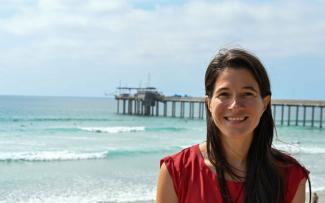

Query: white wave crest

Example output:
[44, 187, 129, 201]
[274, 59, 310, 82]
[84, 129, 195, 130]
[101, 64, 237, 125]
[275, 143, 325, 154]
[300, 146, 325, 154]
[313, 186, 325, 192]
[79, 126, 146, 134]
[0, 151, 107, 161]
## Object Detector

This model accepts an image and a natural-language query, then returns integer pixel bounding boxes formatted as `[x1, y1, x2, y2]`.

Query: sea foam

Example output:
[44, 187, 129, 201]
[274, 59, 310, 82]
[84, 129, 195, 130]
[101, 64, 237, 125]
[0, 146, 183, 162]
[79, 126, 146, 133]
[275, 143, 325, 154]
[0, 151, 107, 162]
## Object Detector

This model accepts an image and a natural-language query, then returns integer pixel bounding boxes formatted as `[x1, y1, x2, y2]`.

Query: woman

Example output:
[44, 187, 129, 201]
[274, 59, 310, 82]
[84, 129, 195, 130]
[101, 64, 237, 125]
[156, 48, 309, 203]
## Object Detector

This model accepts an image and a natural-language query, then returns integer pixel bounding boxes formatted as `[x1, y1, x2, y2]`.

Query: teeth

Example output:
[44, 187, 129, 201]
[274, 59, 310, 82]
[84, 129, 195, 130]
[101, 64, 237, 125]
[226, 117, 245, 121]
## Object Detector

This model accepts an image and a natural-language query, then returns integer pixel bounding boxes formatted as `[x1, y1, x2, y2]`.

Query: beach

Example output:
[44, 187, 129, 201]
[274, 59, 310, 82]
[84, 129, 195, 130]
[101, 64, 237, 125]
[0, 96, 324, 202]
[313, 191, 325, 203]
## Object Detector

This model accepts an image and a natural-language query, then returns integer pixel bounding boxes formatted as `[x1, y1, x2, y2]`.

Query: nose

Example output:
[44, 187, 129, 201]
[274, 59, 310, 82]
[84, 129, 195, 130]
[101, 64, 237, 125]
[228, 96, 242, 109]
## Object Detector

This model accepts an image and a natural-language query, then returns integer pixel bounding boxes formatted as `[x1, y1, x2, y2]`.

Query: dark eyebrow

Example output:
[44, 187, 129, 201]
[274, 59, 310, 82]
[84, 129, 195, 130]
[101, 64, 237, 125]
[215, 87, 229, 93]
[243, 86, 258, 93]
[214, 86, 259, 94]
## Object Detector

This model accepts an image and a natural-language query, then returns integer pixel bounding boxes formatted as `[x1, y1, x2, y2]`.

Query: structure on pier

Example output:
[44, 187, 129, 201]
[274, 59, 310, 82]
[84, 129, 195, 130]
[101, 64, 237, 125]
[116, 87, 164, 116]
[115, 87, 325, 128]
[115, 87, 205, 119]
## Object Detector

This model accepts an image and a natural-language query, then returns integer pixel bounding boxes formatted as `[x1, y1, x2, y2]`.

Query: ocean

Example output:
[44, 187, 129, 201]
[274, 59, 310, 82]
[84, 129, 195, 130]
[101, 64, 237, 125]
[0, 96, 324, 203]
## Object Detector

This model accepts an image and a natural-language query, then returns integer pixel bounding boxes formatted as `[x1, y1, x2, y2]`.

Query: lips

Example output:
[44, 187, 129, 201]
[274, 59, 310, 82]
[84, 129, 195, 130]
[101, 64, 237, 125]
[224, 116, 248, 121]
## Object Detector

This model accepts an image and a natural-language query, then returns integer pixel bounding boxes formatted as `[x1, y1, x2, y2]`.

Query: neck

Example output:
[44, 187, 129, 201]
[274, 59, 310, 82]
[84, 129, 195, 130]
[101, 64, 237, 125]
[221, 135, 253, 170]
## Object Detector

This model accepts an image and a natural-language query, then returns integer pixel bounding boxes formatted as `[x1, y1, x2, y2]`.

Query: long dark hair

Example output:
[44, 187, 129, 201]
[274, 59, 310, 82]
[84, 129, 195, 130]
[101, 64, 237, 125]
[204, 48, 301, 203]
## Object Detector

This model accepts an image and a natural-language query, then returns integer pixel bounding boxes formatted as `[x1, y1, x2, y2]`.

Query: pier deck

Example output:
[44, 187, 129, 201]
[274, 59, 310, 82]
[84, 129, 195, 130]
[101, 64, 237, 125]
[115, 87, 324, 128]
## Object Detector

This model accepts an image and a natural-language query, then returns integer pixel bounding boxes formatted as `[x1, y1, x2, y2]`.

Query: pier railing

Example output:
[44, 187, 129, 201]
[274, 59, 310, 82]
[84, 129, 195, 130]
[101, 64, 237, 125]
[115, 95, 324, 128]
[271, 100, 325, 128]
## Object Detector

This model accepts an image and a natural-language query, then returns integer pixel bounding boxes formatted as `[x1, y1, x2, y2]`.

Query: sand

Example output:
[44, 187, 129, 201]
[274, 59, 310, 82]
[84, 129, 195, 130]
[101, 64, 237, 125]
[312, 191, 325, 203]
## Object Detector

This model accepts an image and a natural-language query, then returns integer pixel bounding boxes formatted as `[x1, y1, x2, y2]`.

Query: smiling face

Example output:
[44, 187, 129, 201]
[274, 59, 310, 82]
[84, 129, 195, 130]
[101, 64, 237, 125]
[206, 68, 270, 141]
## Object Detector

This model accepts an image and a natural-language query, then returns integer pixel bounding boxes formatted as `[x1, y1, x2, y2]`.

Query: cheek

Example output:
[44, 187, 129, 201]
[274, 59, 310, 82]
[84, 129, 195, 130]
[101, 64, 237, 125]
[210, 104, 226, 122]
[209, 101, 224, 114]
[244, 99, 260, 106]
[246, 100, 265, 114]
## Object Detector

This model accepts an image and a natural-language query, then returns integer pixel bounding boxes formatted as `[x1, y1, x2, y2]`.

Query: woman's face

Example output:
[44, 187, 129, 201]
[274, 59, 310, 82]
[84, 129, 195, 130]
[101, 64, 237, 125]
[206, 68, 270, 140]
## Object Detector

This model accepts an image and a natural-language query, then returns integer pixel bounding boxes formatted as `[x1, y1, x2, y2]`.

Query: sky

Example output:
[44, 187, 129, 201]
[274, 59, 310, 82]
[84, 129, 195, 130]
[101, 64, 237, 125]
[0, 0, 324, 99]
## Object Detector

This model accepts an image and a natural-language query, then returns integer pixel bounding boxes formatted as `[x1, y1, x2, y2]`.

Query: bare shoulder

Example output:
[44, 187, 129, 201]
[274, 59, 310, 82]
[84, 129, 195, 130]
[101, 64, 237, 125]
[199, 142, 207, 159]
[291, 178, 307, 203]
[156, 163, 178, 203]
[199, 142, 206, 151]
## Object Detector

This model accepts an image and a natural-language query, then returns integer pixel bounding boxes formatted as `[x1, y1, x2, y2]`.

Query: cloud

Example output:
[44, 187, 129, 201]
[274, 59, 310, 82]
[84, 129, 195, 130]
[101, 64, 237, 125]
[1, 0, 324, 63]
[0, 0, 324, 97]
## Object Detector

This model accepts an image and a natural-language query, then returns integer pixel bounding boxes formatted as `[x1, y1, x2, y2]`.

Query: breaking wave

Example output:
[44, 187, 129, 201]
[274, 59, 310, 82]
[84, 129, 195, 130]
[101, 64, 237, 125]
[79, 126, 146, 133]
[0, 146, 184, 162]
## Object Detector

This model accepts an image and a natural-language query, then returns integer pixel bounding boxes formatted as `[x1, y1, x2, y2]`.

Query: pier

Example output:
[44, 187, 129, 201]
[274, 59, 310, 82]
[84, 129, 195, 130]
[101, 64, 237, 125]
[115, 87, 325, 128]
[271, 100, 325, 128]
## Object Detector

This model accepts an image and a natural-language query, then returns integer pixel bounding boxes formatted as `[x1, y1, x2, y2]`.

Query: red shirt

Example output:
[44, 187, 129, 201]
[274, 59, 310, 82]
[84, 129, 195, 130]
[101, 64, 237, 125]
[160, 144, 308, 203]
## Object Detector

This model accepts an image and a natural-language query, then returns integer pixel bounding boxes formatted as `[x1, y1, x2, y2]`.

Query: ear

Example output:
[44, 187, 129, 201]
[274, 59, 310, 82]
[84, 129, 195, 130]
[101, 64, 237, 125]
[262, 95, 271, 111]
[205, 95, 211, 112]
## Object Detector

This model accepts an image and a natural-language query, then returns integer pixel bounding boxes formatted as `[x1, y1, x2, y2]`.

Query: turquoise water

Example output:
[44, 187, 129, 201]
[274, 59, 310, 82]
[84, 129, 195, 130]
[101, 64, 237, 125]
[0, 96, 324, 202]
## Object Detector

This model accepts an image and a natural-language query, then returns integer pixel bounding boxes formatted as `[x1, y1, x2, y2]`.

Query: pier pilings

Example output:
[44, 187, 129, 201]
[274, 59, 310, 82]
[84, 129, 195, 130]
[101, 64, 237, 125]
[271, 100, 325, 128]
[116, 96, 325, 128]
[116, 95, 205, 119]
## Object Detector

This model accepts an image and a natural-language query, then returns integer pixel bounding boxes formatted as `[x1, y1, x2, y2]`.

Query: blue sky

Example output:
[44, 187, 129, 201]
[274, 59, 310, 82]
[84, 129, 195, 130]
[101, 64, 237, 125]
[0, 0, 324, 99]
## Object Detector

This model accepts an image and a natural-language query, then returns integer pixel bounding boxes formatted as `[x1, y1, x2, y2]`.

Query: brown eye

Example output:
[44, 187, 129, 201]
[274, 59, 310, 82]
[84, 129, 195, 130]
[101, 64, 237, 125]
[245, 92, 253, 96]
[243, 92, 254, 97]
[218, 92, 230, 98]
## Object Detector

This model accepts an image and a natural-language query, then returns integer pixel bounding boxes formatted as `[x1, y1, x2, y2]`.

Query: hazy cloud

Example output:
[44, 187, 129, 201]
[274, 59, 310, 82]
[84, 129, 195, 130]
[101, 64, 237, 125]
[0, 0, 324, 97]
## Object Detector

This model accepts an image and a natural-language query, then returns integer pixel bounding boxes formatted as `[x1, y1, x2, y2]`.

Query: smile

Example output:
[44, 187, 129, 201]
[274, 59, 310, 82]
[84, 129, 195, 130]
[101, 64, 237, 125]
[224, 116, 248, 121]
